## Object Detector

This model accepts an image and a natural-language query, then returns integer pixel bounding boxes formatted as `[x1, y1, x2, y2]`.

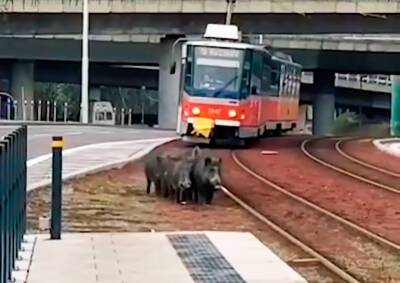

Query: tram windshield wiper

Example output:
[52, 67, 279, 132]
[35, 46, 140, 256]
[211, 74, 239, 98]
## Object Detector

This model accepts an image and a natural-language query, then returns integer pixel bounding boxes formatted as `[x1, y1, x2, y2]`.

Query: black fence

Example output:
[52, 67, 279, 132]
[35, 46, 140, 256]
[0, 126, 27, 283]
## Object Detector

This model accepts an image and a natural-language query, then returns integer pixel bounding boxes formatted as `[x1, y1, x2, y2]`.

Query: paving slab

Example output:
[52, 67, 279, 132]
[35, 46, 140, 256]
[26, 232, 307, 283]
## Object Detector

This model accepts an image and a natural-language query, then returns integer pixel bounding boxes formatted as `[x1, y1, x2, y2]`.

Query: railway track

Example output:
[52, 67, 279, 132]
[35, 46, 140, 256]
[301, 137, 400, 195]
[220, 148, 400, 283]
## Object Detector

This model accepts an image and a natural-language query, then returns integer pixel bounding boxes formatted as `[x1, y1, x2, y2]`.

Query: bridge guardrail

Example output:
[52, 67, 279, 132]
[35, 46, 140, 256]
[0, 126, 27, 283]
[336, 73, 392, 87]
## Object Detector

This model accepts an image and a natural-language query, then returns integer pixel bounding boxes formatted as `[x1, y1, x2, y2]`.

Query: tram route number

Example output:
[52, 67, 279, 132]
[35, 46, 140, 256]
[208, 108, 222, 115]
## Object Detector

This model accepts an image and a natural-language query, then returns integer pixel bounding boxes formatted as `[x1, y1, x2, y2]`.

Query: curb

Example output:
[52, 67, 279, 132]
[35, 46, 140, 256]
[0, 121, 174, 132]
[27, 137, 179, 192]
[372, 138, 400, 158]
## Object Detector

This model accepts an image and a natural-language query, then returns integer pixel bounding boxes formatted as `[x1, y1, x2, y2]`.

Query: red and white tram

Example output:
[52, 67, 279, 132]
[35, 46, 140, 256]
[174, 24, 302, 145]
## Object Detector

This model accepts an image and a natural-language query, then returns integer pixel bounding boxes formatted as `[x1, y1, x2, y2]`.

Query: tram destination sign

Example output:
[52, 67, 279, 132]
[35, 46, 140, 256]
[197, 46, 240, 59]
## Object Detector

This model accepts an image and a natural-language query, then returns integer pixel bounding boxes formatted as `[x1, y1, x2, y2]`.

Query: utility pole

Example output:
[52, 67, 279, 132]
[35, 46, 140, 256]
[225, 0, 236, 25]
[81, 0, 89, 123]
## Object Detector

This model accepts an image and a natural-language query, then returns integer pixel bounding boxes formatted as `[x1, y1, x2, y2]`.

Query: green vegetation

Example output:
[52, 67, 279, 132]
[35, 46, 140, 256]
[332, 111, 360, 135]
[35, 82, 81, 121]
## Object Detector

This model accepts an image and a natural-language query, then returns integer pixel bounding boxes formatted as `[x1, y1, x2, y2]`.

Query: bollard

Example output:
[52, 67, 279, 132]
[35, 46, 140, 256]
[46, 101, 50, 122]
[13, 101, 18, 120]
[50, 136, 63, 240]
[63, 102, 68, 123]
[128, 108, 132, 126]
[38, 100, 42, 121]
[30, 100, 34, 121]
[121, 108, 125, 126]
[6, 98, 11, 120]
[53, 101, 57, 122]
[23, 100, 27, 121]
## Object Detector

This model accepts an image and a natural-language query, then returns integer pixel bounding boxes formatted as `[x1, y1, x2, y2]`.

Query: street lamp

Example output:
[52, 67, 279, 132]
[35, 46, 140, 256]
[81, 0, 89, 123]
[225, 0, 236, 25]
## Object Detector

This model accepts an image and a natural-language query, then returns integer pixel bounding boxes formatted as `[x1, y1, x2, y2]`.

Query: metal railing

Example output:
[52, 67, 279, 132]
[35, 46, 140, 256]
[0, 126, 28, 283]
[0, 97, 159, 126]
[336, 73, 392, 87]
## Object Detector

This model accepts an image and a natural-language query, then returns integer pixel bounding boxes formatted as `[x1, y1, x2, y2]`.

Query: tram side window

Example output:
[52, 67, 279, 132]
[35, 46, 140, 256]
[261, 54, 271, 95]
[296, 68, 302, 97]
[270, 61, 280, 96]
[279, 64, 286, 97]
[287, 66, 294, 97]
[251, 51, 263, 95]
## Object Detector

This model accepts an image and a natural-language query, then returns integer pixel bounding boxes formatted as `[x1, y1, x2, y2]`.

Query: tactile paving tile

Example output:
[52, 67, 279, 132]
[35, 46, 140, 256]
[168, 234, 246, 283]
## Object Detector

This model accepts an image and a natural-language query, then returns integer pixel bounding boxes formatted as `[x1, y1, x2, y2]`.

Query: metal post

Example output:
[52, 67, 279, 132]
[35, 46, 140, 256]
[81, 0, 89, 124]
[0, 142, 5, 282]
[225, 0, 236, 25]
[50, 136, 63, 240]
[141, 86, 146, 124]
[391, 75, 400, 136]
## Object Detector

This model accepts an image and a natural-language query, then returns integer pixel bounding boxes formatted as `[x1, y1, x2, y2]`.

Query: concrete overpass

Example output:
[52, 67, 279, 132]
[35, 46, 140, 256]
[1, 33, 397, 134]
[3, 0, 400, 14]
[2, 0, 400, 36]
[1, 0, 400, 133]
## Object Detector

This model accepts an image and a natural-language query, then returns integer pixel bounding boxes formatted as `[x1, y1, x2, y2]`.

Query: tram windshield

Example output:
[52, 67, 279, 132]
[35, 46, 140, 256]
[185, 46, 247, 100]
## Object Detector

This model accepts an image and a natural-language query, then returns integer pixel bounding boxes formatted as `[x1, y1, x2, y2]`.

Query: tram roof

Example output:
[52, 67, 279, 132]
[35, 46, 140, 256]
[185, 39, 301, 67]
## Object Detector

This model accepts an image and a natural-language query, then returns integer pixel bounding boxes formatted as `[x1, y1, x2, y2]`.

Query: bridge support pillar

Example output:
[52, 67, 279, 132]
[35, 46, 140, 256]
[312, 72, 335, 136]
[11, 61, 34, 120]
[158, 36, 182, 130]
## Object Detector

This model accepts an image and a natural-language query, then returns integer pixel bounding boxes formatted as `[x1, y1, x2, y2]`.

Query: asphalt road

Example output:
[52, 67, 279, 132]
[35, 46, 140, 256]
[0, 125, 176, 160]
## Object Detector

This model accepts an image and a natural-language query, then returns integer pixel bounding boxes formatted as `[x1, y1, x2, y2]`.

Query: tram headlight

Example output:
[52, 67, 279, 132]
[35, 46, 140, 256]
[228, 109, 237, 118]
[192, 107, 200, 115]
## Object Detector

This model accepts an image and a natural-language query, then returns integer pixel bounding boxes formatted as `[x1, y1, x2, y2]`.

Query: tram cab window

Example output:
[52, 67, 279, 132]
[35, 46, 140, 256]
[240, 50, 251, 99]
[184, 46, 193, 91]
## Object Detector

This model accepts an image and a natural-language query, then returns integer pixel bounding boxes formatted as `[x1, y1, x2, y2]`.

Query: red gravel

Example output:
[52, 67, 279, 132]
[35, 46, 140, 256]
[341, 138, 400, 174]
[218, 147, 400, 283]
[234, 137, 400, 245]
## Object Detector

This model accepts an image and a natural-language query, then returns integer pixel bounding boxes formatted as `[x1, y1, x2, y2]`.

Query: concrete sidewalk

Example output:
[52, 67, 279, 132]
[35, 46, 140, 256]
[27, 137, 176, 191]
[24, 232, 307, 283]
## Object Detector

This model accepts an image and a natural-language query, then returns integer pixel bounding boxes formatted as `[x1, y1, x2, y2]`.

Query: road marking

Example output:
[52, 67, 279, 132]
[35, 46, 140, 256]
[27, 137, 178, 191]
[26, 137, 176, 168]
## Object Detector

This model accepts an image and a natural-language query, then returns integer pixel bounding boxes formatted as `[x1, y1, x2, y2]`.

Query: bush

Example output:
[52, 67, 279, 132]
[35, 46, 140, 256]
[332, 112, 360, 135]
